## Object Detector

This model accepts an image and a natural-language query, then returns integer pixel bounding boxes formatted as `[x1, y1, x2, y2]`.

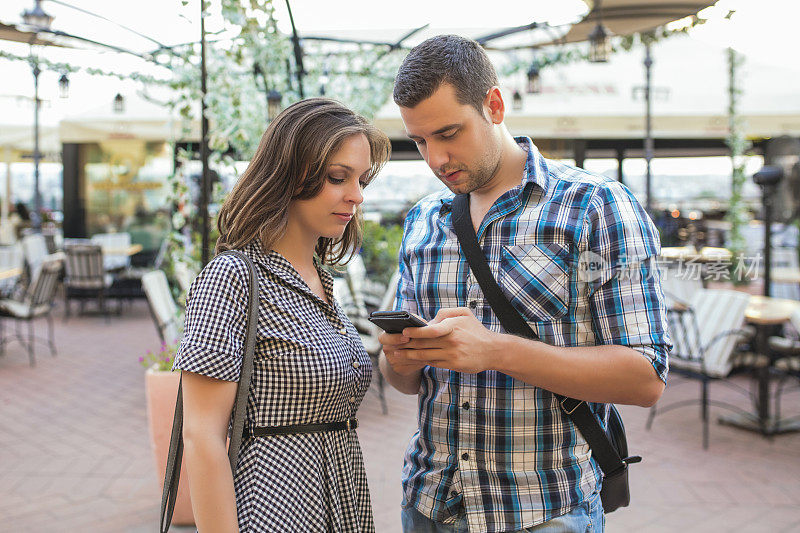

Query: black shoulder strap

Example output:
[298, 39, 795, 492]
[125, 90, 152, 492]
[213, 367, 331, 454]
[159, 250, 260, 532]
[450, 193, 625, 476]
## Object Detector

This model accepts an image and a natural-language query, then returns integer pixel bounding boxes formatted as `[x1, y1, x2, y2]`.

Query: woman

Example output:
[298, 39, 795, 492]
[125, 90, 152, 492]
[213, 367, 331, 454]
[173, 98, 390, 532]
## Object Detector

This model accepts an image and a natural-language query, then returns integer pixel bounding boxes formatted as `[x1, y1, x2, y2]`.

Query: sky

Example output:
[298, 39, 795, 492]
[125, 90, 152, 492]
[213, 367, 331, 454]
[0, 0, 798, 127]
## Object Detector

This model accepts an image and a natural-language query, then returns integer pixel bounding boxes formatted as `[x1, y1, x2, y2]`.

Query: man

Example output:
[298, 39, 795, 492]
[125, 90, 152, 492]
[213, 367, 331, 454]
[379, 35, 671, 533]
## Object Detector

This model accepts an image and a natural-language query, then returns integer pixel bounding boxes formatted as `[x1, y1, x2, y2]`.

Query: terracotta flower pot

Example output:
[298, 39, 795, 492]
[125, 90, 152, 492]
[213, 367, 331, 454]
[145, 366, 194, 526]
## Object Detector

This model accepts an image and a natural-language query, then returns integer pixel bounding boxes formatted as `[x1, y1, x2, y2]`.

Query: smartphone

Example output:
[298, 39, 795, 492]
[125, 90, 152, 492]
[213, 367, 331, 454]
[368, 310, 428, 333]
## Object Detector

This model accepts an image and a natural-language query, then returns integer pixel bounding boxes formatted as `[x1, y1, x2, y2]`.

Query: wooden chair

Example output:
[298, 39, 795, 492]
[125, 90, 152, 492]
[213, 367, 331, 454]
[172, 261, 196, 297]
[660, 265, 703, 309]
[0, 254, 62, 367]
[346, 268, 400, 415]
[346, 254, 387, 311]
[21, 233, 48, 281]
[63, 244, 115, 319]
[142, 270, 181, 345]
[647, 288, 754, 448]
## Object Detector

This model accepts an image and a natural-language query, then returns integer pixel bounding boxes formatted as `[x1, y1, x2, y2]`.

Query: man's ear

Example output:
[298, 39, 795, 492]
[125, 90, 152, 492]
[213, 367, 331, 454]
[483, 86, 505, 124]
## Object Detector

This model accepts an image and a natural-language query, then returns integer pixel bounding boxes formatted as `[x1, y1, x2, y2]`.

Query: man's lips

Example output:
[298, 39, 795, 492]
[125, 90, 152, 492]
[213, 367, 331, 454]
[441, 170, 463, 183]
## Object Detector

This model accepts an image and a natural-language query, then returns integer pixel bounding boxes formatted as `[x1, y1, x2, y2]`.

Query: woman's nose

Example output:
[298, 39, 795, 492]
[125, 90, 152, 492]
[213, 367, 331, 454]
[346, 180, 364, 205]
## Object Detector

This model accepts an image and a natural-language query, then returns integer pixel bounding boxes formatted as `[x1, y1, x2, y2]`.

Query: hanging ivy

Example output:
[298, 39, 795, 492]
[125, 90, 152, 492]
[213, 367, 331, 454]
[158, 0, 405, 281]
[725, 46, 750, 283]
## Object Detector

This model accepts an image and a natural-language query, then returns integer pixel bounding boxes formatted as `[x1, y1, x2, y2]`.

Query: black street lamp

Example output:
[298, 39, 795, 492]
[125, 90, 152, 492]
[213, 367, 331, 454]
[526, 61, 541, 94]
[588, 23, 611, 63]
[22, 0, 54, 231]
[753, 166, 784, 297]
[643, 39, 654, 213]
[58, 73, 69, 98]
[267, 89, 282, 122]
[318, 65, 329, 96]
[254, 62, 283, 122]
[512, 89, 523, 111]
[113, 93, 125, 114]
[22, 0, 53, 29]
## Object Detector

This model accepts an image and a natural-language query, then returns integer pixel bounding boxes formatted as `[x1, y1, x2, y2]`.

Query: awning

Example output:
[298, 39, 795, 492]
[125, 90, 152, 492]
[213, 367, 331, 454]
[557, 0, 717, 43]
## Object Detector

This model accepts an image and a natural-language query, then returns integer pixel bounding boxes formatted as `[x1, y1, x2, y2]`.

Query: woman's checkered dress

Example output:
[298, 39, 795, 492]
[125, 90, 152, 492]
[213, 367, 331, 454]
[174, 240, 375, 532]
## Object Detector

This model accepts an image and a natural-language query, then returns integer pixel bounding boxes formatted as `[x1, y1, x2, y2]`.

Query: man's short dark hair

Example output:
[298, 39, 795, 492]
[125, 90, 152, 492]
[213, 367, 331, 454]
[393, 34, 499, 113]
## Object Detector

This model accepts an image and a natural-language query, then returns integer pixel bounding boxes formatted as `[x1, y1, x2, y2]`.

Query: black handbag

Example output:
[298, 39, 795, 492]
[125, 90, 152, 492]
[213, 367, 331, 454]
[159, 250, 261, 532]
[451, 194, 641, 513]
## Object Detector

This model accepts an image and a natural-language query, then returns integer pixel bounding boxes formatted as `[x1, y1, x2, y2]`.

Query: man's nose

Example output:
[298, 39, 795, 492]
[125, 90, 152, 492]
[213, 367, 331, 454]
[425, 142, 449, 172]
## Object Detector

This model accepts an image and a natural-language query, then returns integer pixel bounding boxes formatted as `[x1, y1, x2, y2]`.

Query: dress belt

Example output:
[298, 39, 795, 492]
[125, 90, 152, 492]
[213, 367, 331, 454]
[242, 418, 359, 439]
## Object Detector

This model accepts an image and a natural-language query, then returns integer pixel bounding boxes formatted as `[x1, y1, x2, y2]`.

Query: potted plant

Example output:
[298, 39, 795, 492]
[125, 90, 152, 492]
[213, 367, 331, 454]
[141, 341, 194, 526]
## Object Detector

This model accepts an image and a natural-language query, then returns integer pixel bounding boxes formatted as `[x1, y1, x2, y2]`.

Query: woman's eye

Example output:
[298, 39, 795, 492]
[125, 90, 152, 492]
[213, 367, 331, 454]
[327, 175, 346, 184]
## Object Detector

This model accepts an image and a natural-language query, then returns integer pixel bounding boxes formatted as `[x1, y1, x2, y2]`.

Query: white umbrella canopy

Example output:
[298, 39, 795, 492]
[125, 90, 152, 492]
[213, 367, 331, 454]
[0, 124, 60, 154]
[58, 92, 198, 144]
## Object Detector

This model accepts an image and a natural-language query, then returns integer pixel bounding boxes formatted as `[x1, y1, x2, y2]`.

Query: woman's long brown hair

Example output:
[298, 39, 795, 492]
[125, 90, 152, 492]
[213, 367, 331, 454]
[215, 98, 391, 265]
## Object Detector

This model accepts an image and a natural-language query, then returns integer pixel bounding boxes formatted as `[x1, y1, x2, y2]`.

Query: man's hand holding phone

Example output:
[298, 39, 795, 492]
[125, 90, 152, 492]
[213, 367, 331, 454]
[375, 308, 500, 375]
[371, 311, 430, 376]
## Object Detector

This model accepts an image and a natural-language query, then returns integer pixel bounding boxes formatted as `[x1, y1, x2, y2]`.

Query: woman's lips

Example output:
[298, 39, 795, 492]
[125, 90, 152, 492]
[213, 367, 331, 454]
[334, 212, 353, 222]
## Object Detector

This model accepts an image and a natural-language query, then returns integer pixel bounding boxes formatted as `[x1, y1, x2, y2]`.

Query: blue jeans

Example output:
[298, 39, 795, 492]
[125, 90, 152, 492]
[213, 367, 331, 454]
[401, 491, 604, 533]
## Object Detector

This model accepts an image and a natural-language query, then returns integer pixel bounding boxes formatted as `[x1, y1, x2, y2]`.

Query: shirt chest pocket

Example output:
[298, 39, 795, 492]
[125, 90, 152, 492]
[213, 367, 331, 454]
[498, 242, 571, 323]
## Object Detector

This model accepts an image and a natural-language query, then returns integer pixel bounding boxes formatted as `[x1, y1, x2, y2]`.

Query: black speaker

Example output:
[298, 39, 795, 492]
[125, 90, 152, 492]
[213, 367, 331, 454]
[752, 166, 783, 187]
[764, 136, 800, 222]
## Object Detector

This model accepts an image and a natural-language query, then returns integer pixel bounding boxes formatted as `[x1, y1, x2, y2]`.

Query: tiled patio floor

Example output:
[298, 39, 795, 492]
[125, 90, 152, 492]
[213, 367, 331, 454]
[0, 299, 799, 532]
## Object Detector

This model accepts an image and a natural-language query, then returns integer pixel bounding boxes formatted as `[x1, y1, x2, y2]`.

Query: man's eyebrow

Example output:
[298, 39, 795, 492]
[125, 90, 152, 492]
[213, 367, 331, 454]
[405, 124, 461, 139]
[431, 123, 460, 136]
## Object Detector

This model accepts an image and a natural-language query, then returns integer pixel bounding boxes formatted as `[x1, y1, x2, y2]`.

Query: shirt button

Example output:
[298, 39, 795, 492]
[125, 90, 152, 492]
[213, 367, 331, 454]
[338, 327, 347, 335]
[461, 452, 469, 461]
[462, 402, 470, 410]
[468, 300, 477, 309]
[450, 490, 458, 497]
[349, 396, 356, 403]
[352, 360, 360, 369]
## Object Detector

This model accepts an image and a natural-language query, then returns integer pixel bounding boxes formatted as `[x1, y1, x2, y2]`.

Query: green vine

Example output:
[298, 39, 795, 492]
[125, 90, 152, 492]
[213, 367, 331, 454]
[0, 50, 173, 85]
[725, 47, 750, 283]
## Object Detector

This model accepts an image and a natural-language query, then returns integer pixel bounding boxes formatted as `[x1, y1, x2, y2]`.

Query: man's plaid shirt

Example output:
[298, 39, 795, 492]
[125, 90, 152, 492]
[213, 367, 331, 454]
[395, 137, 671, 532]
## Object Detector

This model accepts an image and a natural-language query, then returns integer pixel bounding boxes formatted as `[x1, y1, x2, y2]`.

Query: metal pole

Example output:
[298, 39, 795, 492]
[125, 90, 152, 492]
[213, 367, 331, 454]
[200, 0, 210, 265]
[573, 140, 586, 169]
[644, 40, 654, 214]
[32, 59, 42, 231]
[763, 184, 773, 297]
[3, 147, 10, 226]
[285, 0, 304, 98]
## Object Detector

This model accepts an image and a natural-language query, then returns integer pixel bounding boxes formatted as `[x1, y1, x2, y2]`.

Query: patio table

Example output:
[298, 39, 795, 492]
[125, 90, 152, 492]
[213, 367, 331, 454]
[718, 294, 800, 436]
[102, 244, 143, 257]
[0, 267, 22, 281]
[101, 244, 143, 273]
